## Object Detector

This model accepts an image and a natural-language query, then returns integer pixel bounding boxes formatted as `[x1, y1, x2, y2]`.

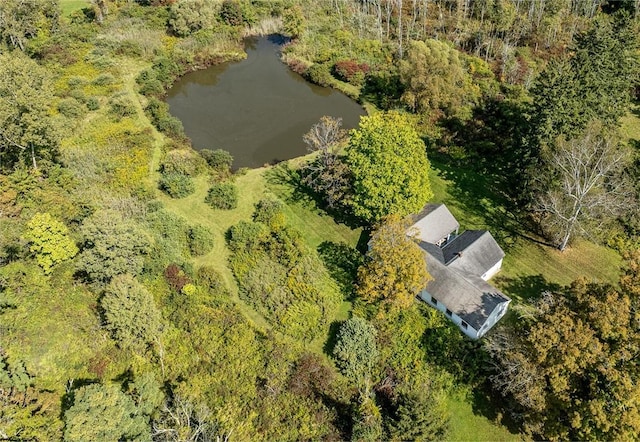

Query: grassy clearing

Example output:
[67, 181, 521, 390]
[446, 392, 527, 442]
[60, 0, 89, 17]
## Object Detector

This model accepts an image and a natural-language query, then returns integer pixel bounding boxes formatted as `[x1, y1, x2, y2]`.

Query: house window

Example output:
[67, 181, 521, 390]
[445, 309, 452, 317]
[430, 296, 437, 305]
[461, 321, 468, 329]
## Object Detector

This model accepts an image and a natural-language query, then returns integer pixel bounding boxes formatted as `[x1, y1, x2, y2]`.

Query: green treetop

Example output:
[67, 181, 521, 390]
[23, 212, 78, 274]
[344, 112, 433, 224]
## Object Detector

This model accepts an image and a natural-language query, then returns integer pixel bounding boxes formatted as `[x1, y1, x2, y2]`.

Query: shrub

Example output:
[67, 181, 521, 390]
[188, 225, 214, 256]
[306, 63, 332, 87]
[145, 98, 185, 138]
[58, 97, 87, 119]
[253, 199, 286, 230]
[227, 220, 269, 252]
[92, 73, 115, 86]
[200, 149, 233, 171]
[136, 69, 164, 96]
[108, 93, 137, 119]
[161, 148, 207, 176]
[205, 182, 238, 210]
[168, 0, 218, 37]
[196, 265, 228, 295]
[164, 263, 190, 291]
[333, 60, 370, 86]
[86, 97, 100, 111]
[158, 172, 195, 198]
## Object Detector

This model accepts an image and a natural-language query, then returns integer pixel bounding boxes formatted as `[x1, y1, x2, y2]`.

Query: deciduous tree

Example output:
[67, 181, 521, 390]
[357, 215, 431, 310]
[77, 210, 151, 283]
[535, 121, 632, 251]
[302, 116, 349, 209]
[0, 53, 60, 171]
[23, 212, 77, 274]
[0, 0, 59, 51]
[344, 112, 432, 224]
[488, 264, 640, 441]
[399, 39, 479, 121]
[101, 274, 163, 350]
[63, 383, 149, 441]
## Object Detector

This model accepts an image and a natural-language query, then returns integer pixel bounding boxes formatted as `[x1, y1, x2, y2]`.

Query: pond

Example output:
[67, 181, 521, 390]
[166, 35, 366, 168]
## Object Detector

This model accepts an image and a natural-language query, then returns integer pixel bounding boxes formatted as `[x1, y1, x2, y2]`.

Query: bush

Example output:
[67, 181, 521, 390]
[92, 73, 116, 86]
[168, 0, 218, 37]
[58, 97, 87, 119]
[306, 63, 332, 87]
[108, 93, 137, 119]
[200, 148, 233, 171]
[158, 172, 195, 198]
[161, 148, 207, 176]
[253, 199, 286, 230]
[86, 97, 100, 111]
[164, 263, 190, 291]
[136, 69, 164, 96]
[227, 220, 269, 252]
[188, 225, 214, 256]
[145, 98, 185, 138]
[333, 60, 370, 86]
[196, 265, 228, 295]
[205, 182, 238, 210]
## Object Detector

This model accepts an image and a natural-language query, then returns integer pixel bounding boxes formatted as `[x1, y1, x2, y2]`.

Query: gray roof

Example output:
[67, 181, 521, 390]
[420, 249, 510, 330]
[443, 230, 505, 276]
[410, 204, 459, 244]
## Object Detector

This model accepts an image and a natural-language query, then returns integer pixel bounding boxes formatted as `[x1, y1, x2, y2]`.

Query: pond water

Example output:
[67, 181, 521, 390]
[166, 35, 366, 168]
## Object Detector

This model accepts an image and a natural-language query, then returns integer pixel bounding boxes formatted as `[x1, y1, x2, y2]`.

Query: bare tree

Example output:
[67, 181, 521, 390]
[152, 395, 231, 442]
[302, 116, 350, 209]
[535, 121, 633, 251]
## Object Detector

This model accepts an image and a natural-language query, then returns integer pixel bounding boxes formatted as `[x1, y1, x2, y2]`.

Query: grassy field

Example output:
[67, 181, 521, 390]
[60, 0, 88, 16]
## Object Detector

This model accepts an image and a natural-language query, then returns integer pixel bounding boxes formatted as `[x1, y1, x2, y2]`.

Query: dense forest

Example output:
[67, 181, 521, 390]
[1, 0, 639, 440]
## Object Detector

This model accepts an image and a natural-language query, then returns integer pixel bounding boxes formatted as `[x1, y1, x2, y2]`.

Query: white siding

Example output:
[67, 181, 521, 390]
[481, 258, 503, 281]
[419, 291, 480, 339]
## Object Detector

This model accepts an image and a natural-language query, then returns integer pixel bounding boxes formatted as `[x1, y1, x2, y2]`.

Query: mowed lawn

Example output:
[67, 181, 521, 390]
[428, 160, 622, 302]
[60, 0, 89, 16]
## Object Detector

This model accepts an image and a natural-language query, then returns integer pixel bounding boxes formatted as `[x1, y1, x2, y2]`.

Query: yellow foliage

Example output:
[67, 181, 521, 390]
[357, 215, 431, 311]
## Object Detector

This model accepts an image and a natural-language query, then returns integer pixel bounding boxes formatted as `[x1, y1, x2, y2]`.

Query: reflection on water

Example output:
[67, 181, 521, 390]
[166, 35, 365, 168]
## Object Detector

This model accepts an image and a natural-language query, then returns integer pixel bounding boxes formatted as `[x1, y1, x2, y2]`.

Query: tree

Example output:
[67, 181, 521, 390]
[530, 12, 639, 145]
[282, 4, 305, 39]
[101, 274, 163, 350]
[63, 383, 149, 442]
[77, 210, 151, 283]
[399, 39, 479, 121]
[302, 116, 349, 209]
[333, 316, 379, 384]
[168, 0, 218, 37]
[357, 215, 432, 310]
[487, 267, 640, 441]
[385, 383, 449, 442]
[535, 121, 632, 251]
[0, 53, 60, 171]
[344, 112, 432, 224]
[23, 212, 77, 274]
[0, 0, 59, 51]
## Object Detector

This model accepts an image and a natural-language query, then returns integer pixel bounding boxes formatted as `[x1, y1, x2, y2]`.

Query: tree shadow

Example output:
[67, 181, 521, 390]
[263, 162, 364, 229]
[428, 155, 523, 252]
[494, 273, 561, 301]
[468, 384, 524, 436]
[317, 241, 362, 300]
[323, 320, 344, 357]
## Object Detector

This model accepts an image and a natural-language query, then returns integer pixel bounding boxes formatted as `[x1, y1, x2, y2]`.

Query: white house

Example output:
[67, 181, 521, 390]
[409, 204, 510, 339]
